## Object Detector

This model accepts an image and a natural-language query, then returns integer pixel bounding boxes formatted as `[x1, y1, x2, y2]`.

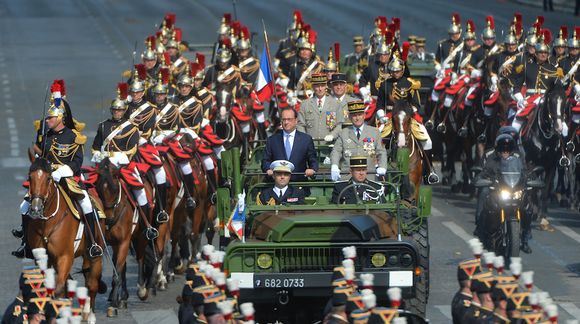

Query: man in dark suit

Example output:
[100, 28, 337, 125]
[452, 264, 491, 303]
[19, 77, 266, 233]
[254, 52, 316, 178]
[331, 156, 384, 204]
[256, 160, 305, 205]
[262, 108, 319, 182]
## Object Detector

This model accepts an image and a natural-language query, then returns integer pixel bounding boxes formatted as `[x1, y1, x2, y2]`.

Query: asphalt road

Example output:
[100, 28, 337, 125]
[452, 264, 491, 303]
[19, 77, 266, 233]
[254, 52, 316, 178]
[0, 0, 579, 323]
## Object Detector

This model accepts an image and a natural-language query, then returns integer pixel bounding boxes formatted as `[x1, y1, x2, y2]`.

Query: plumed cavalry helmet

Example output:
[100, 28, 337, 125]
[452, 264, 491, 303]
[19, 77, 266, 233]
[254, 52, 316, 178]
[218, 13, 232, 35]
[525, 24, 541, 47]
[111, 83, 129, 111]
[482, 16, 495, 39]
[504, 26, 518, 46]
[448, 13, 462, 35]
[151, 68, 170, 95]
[297, 24, 317, 51]
[46, 80, 66, 123]
[216, 39, 233, 63]
[553, 26, 567, 48]
[236, 26, 251, 51]
[375, 30, 393, 55]
[568, 27, 580, 49]
[387, 41, 410, 73]
[535, 29, 552, 53]
[324, 47, 338, 72]
[142, 36, 157, 61]
[464, 20, 476, 40]
[130, 64, 147, 93]
[177, 64, 194, 87]
[495, 134, 516, 153]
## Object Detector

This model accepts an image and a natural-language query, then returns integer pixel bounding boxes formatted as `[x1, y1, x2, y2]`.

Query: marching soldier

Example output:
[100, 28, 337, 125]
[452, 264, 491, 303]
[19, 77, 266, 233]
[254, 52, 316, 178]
[488, 282, 516, 324]
[256, 160, 305, 205]
[330, 101, 387, 181]
[331, 156, 384, 204]
[330, 73, 359, 123]
[297, 73, 343, 141]
[462, 271, 494, 323]
[91, 83, 154, 218]
[452, 259, 480, 324]
[13, 82, 103, 258]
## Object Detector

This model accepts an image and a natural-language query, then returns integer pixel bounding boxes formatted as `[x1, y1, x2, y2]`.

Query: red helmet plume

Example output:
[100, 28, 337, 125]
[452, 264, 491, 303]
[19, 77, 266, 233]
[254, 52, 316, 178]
[402, 41, 410, 62]
[452, 13, 461, 25]
[223, 13, 231, 24]
[334, 42, 340, 63]
[135, 64, 147, 81]
[174, 28, 182, 42]
[542, 28, 552, 44]
[486, 16, 494, 30]
[196, 53, 205, 68]
[160, 68, 170, 85]
[560, 26, 568, 39]
[117, 83, 128, 100]
[164, 13, 176, 29]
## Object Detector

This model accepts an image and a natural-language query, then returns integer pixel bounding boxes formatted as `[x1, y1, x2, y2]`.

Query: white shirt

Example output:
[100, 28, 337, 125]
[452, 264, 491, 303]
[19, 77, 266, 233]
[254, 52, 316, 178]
[353, 124, 364, 138]
[283, 129, 296, 150]
[316, 95, 326, 110]
[274, 185, 288, 197]
[334, 94, 346, 103]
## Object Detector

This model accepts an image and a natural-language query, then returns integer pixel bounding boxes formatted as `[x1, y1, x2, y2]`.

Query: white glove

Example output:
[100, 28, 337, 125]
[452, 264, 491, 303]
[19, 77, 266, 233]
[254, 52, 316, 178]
[324, 134, 334, 143]
[51, 165, 73, 182]
[323, 156, 331, 165]
[138, 137, 148, 146]
[201, 118, 210, 128]
[575, 84, 580, 97]
[360, 86, 371, 103]
[91, 151, 104, 163]
[470, 69, 482, 79]
[434, 64, 442, 72]
[376, 167, 387, 176]
[513, 93, 525, 110]
[331, 164, 341, 182]
[491, 75, 498, 86]
[152, 134, 165, 145]
[109, 152, 130, 167]
[287, 95, 297, 107]
[436, 69, 445, 79]
[276, 77, 289, 89]
[376, 109, 388, 124]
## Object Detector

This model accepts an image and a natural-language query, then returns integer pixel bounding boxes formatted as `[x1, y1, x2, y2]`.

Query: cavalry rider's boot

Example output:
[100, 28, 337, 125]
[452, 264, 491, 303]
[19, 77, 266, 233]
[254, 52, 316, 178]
[183, 173, 197, 210]
[207, 170, 218, 205]
[257, 122, 267, 141]
[11, 216, 29, 258]
[140, 204, 159, 240]
[12, 214, 25, 239]
[85, 212, 104, 258]
[424, 150, 439, 184]
[155, 184, 169, 223]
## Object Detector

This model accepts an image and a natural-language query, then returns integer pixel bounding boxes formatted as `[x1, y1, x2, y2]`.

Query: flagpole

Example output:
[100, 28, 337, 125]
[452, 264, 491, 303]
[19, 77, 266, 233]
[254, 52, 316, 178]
[261, 19, 280, 111]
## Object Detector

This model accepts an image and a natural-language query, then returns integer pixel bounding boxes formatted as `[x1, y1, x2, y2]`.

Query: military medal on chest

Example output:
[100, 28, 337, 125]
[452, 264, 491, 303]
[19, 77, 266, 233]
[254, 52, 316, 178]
[325, 111, 336, 130]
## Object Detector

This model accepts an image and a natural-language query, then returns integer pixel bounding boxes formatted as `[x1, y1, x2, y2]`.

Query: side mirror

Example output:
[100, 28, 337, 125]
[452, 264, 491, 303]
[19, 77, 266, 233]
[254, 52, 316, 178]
[475, 178, 493, 188]
[526, 179, 545, 188]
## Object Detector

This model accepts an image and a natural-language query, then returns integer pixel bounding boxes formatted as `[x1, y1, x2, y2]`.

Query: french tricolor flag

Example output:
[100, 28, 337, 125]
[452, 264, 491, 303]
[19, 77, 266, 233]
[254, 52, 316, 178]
[255, 47, 274, 103]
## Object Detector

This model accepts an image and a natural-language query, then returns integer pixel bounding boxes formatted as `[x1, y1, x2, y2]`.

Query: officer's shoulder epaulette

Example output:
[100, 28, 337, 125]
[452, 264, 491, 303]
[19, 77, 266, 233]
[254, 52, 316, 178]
[73, 119, 85, 132]
[34, 119, 41, 131]
[515, 64, 524, 74]
[406, 77, 421, 90]
[556, 67, 564, 78]
[72, 129, 87, 145]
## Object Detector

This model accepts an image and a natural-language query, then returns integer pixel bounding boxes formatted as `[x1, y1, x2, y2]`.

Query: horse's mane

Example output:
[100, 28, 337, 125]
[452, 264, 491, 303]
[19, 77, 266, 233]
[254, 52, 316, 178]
[98, 157, 119, 191]
[30, 157, 51, 173]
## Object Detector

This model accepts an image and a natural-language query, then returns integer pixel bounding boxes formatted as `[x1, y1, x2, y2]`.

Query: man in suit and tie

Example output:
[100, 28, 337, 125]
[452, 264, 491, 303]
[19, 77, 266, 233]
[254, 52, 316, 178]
[297, 73, 343, 142]
[331, 156, 384, 204]
[262, 108, 319, 182]
[256, 160, 305, 205]
[330, 100, 388, 181]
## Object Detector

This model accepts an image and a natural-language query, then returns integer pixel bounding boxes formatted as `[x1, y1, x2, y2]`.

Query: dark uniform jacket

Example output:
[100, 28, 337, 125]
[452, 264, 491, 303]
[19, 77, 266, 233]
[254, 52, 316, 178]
[559, 54, 579, 85]
[194, 87, 213, 118]
[478, 152, 524, 181]
[1, 297, 25, 324]
[472, 43, 501, 70]
[256, 186, 305, 205]
[331, 179, 383, 204]
[376, 76, 421, 111]
[489, 50, 520, 80]
[483, 312, 511, 324]
[461, 302, 493, 324]
[343, 51, 369, 68]
[282, 55, 324, 92]
[435, 38, 463, 66]
[155, 100, 181, 132]
[125, 99, 157, 140]
[92, 118, 139, 158]
[275, 37, 295, 61]
[38, 127, 84, 175]
[451, 291, 472, 324]
[174, 94, 204, 130]
[202, 64, 241, 93]
[358, 55, 385, 96]
[513, 60, 561, 95]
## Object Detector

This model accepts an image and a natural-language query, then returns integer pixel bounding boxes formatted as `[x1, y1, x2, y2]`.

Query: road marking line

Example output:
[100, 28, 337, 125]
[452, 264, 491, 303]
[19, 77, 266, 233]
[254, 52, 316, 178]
[442, 221, 473, 242]
[559, 302, 580, 319]
[434, 305, 452, 319]
[11, 149, 19, 157]
[551, 224, 580, 245]
[432, 206, 443, 217]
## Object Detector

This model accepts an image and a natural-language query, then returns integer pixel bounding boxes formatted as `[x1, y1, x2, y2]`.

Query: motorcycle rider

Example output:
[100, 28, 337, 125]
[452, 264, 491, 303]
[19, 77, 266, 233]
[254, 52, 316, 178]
[475, 133, 532, 254]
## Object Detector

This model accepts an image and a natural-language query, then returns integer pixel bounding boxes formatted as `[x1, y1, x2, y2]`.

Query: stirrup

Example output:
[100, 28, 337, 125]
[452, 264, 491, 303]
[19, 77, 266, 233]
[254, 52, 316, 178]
[436, 123, 446, 133]
[210, 192, 217, 205]
[428, 172, 440, 184]
[89, 244, 103, 258]
[566, 141, 575, 153]
[458, 127, 468, 138]
[145, 227, 159, 240]
[156, 210, 169, 223]
[186, 197, 197, 209]
[12, 227, 23, 239]
[559, 156, 571, 168]
[425, 120, 434, 130]
[477, 133, 486, 143]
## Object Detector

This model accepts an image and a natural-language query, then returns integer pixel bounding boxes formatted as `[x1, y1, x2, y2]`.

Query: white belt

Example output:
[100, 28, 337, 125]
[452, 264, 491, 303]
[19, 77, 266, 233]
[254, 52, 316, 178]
[526, 89, 546, 94]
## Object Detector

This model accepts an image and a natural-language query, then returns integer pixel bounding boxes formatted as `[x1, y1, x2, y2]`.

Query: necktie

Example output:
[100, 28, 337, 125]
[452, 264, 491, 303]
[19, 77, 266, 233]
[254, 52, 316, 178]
[356, 128, 361, 140]
[285, 134, 292, 159]
[318, 98, 322, 110]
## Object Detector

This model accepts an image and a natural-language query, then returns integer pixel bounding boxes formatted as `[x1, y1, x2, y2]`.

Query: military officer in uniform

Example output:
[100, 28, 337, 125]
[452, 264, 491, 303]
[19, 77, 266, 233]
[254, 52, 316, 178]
[91, 83, 156, 219]
[435, 14, 463, 76]
[256, 160, 305, 205]
[342, 36, 368, 85]
[165, 29, 189, 81]
[359, 35, 393, 100]
[330, 73, 359, 124]
[488, 26, 521, 91]
[559, 27, 579, 88]
[409, 37, 434, 62]
[297, 73, 343, 142]
[275, 10, 302, 62]
[13, 93, 103, 258]
[451, 259, 481, 324]
[202, 42, 241, 93]
[551, 26, 568, 66]
[331, 156, 384, 204]
[330, 101, 388, 181]
[462, 271, 495, 323]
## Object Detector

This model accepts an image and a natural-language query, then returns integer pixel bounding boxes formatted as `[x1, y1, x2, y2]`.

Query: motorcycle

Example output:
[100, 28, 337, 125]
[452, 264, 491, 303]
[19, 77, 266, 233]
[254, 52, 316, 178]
[475, 157, 544, 260]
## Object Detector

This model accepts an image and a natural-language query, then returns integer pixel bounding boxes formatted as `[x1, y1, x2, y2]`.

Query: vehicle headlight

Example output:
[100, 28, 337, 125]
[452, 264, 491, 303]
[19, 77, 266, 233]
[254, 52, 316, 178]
[512, 190, 523, 200]
[257, 253, 273, 269]
[371, 253, 387, 267]
[500, 190, 511, 200]
[401, 253, 413, 267]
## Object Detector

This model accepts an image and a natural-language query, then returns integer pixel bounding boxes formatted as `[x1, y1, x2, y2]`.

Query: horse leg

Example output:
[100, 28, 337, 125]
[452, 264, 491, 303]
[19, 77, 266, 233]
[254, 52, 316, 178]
[134, 236, 149, 301]
[54, 254, 74, 298]
[82, 254, 103, 313]
[539, 167, 556, 231]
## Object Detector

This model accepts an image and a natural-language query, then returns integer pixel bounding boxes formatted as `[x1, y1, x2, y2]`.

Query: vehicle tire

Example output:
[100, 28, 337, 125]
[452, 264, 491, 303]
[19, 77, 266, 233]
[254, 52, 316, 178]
[508, 219, 520, 259]
[405, 218, 429, 317]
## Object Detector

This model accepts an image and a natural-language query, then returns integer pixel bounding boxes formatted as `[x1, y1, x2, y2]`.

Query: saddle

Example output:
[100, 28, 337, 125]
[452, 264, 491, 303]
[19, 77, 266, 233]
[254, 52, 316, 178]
[381, 118, 429, 142]
[56, 182, 105, 221]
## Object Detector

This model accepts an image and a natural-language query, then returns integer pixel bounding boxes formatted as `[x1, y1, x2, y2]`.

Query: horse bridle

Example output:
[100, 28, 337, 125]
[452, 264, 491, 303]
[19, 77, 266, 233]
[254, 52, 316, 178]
[30, 180, 60, 220]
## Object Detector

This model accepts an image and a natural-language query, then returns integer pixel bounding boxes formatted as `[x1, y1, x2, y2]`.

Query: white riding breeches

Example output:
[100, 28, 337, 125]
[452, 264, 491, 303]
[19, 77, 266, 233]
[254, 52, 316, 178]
[152, 167, 167, 185]
[179, 161, 192, 175]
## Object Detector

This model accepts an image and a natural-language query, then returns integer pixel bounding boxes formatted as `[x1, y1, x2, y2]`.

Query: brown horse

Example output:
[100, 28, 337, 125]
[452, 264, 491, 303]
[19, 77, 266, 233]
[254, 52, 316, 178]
[390, 107, 424, 202]
[91, 158, 141, 313]
[27, 157, 103, 311]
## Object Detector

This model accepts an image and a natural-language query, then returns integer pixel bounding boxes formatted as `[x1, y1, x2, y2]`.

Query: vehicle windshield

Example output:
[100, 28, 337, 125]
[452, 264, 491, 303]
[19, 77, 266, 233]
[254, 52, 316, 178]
[499, 155, 523, 189]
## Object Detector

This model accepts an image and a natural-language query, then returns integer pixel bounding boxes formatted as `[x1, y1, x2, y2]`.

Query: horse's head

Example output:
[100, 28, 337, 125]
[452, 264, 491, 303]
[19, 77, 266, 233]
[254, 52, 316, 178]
[28, 158, 53, 218]
[215, 88, 233, 122]
[392, 102, 413, 148]
[545, 81, 566, 135]
[95, 157, 120, 208]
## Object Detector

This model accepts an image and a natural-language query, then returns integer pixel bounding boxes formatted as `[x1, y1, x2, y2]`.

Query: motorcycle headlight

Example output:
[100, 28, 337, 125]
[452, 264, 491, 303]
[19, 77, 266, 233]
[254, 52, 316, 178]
[500, 190, 511, 200]
[512, 190, 523, 200]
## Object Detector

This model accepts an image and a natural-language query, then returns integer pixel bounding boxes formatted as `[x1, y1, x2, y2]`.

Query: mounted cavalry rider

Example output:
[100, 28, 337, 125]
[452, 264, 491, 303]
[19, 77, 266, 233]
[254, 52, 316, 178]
[511, 29, 563, 134]
[124, 68, 170, 224]
[359, 29, 394, 102]
[13, 81, 103, 258]
[434, 14, 463, 82]
[91, 83, 154, 220]
[165, 28, 189, 81]
[202, 39, 241, 94]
